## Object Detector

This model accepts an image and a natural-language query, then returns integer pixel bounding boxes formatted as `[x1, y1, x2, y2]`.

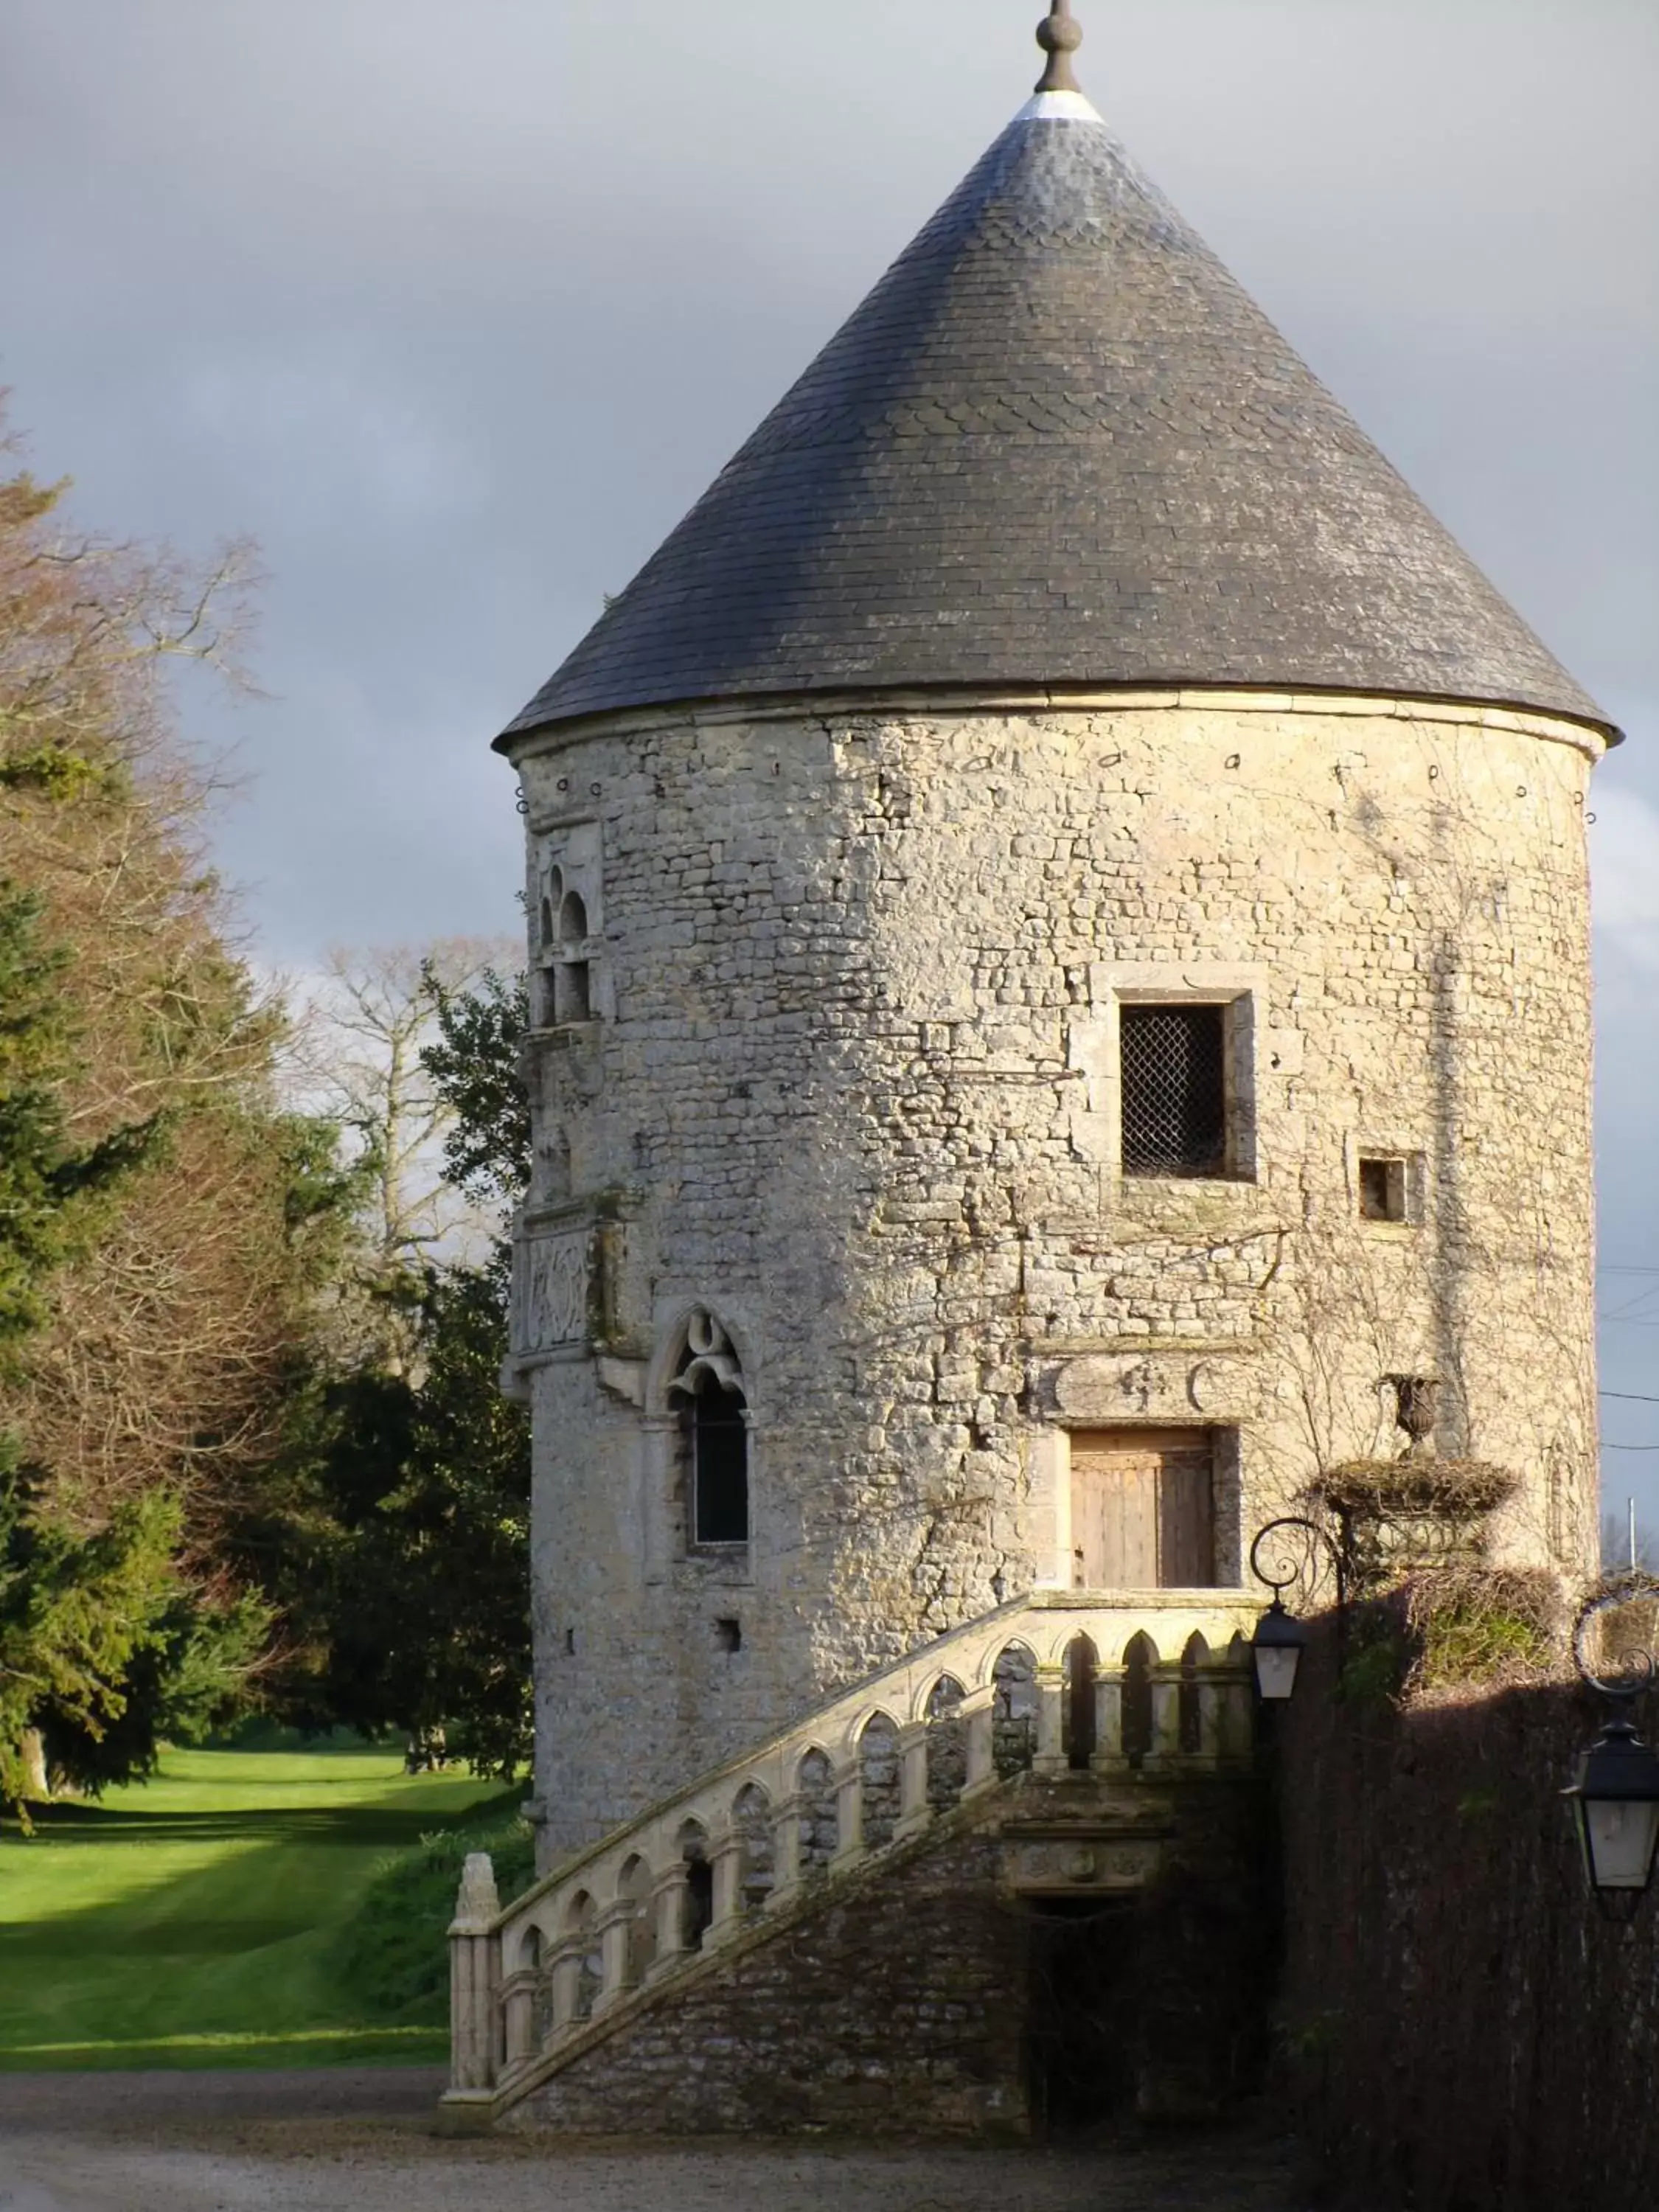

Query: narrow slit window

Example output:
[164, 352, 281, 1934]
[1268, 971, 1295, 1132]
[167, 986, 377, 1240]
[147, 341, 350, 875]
[1120, 1003, 1227, 1177]
[554, 888, 594, 1023]
[690, 1379, 749, 1543]
[669, 1310, 751, 1551]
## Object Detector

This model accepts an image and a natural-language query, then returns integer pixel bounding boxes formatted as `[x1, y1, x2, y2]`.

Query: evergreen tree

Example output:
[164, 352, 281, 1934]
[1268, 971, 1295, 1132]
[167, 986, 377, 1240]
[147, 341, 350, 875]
[0, 418, 350, 1808]
[259, 967, 532, 1774]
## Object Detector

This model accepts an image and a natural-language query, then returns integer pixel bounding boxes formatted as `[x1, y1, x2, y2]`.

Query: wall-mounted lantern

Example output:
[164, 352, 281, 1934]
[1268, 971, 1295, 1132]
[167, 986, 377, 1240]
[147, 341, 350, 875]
[1565, 1580, 1659, 1914]
[1248, 1517, 1346, 1703]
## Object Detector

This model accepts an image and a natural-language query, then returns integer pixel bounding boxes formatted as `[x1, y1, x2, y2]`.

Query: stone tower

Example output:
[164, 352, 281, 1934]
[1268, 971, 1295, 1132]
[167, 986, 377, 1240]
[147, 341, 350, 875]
[500, 11, 1614, 1863]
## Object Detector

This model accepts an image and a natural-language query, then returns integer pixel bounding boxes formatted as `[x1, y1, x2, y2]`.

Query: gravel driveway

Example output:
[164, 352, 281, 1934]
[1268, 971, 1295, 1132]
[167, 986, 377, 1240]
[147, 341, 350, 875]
[0, 2070, 1311, 2212]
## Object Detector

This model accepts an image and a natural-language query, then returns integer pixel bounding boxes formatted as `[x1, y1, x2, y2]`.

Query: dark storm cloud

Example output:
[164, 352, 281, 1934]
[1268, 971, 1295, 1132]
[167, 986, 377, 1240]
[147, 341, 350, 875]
[1, 0, 1655, 1503]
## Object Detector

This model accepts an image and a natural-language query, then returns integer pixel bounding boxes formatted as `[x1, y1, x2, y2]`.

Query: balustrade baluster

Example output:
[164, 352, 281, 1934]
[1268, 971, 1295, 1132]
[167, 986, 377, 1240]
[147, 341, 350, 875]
[1032, 1662, 1068, 1775]
[1091, 1666, 1127, 1773]
[502, 1969, 537, 2067]
[828, 1758, 865, 1873]
[703, 1827, 745, 1950]
[769, 1792, 804, 1905]
[549, 1943, 585, 2034]
[592, 1901, 638, 2015]
[647, 1861, 692, 1979]
[961, 1686, 998, 1798]
[893, 1722, 931, 1840]
[1147, 1666, 1183, 1767]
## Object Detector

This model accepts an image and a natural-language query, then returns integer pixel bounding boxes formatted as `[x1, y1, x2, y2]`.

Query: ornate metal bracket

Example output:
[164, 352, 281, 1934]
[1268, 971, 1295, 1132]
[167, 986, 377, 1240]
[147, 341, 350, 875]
[1249, 1515, 1347, 1620]
[1572, 1574, 1659, 1704]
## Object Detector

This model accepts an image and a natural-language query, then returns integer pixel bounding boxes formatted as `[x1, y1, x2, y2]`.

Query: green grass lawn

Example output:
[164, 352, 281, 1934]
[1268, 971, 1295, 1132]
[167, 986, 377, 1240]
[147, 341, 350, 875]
[0, 1745, 503, 2070]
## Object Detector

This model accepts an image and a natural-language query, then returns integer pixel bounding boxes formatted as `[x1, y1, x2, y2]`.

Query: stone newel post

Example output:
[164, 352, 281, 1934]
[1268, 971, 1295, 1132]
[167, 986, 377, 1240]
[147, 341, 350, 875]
[447, 1851, 502, 2097]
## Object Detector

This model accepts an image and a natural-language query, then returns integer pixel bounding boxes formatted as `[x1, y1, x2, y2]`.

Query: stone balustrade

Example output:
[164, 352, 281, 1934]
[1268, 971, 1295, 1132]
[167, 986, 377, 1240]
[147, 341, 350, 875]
[443, 1588, 1262, 2113]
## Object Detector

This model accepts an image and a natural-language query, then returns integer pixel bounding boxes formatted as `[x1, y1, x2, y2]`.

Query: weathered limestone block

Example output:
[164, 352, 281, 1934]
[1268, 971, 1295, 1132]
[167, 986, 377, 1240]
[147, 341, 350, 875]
[506, 692, 1603, 1858]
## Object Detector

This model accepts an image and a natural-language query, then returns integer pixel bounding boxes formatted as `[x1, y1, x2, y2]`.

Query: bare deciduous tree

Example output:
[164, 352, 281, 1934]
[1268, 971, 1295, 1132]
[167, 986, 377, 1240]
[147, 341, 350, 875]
[290, 937, 518, 1368]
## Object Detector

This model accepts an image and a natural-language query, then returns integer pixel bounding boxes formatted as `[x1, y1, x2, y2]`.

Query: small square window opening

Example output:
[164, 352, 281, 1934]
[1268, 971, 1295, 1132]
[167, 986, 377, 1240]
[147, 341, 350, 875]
[1120, 1003, 1228, 1178]
[714, 1617, 742, 1654]
[1358, 1156, 1409, 1222]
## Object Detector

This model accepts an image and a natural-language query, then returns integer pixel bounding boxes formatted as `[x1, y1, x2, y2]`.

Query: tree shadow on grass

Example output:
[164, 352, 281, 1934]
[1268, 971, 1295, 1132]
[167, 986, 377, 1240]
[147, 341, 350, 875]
[10, 1800, 463, 1848]
[6, 1778, 518, 1851]
[0, 1783, 521, 2062]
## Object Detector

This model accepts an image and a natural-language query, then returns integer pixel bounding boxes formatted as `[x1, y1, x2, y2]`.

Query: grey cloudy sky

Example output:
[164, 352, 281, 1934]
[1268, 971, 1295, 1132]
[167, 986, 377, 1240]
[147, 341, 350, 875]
[3, 1, 1657, 1514]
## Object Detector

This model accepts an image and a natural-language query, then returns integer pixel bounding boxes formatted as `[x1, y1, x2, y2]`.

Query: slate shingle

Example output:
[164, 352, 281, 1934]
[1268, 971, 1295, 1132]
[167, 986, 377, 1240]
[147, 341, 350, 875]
[501, 100, 1610, 744]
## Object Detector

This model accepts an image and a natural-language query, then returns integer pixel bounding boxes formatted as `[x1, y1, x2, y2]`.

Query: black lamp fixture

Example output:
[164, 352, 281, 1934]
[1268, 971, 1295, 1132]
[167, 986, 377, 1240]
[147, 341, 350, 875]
[1565, 1581, 1659, 1913]
[1251, 1593, 1310, 1703]
[1248, 1517, 1344, 1703]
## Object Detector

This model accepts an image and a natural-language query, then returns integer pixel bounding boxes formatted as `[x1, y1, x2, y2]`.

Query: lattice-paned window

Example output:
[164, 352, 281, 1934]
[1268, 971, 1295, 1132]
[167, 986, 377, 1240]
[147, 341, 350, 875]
[1119, 1004, 1227, 1177]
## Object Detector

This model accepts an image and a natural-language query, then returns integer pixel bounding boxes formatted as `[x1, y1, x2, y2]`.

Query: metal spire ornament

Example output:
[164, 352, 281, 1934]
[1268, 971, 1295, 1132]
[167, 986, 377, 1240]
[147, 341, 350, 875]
[1034, 1, 1085, 94]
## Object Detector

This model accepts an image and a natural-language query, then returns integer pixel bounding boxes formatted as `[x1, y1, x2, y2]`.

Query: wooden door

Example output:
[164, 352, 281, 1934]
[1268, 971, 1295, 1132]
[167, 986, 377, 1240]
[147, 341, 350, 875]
[1069, 1427, 1215, 1589]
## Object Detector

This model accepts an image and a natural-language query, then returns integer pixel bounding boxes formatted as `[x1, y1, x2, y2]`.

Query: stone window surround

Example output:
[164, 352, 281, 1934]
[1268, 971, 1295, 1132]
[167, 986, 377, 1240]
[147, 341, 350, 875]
[642, 1304, 759, 1587]
[1032, 1419, 1245, 1593]
[1346, 1134, 1427, 1231]
[529, 812, 609, 1029]
[1068, 961, 1267, 1189]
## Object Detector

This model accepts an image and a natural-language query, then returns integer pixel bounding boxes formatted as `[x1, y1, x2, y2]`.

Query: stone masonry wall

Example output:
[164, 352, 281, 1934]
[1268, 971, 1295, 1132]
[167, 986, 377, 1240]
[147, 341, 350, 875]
[509, 1823, 1029, 2137]
[509, 690, 1603, 1857]
[1278, 1618, 1659, 2210]
[504, 1770, 1271, 2137]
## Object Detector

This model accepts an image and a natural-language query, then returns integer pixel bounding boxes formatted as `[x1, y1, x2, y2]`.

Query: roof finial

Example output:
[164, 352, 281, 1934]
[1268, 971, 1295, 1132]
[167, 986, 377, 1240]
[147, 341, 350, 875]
[1034, 1, 1084, 95]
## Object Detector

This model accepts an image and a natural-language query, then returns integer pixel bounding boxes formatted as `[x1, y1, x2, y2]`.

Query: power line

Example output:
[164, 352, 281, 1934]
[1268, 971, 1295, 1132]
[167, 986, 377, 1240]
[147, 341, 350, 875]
[1603, 1391, 1659, 1405]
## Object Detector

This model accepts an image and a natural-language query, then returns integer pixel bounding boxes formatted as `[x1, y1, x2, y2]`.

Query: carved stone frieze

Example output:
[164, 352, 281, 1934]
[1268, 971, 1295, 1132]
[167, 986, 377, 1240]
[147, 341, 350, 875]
[1049, 1350, 1259, 1423]
[1001, 1835, 1163, 1891]
[514, 1225, 594, 1358]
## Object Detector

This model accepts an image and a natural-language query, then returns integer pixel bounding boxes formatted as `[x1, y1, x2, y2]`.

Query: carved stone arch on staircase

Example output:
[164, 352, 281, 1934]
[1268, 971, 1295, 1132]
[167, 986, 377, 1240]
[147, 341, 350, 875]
[731, 1780, 775, 1913]
[841, 1702, 900, 1764]
[913, 1668, 967, 1728]
[794, 1745, 838, 1873]
[562, 1887, 601, 2022]
[1179, 1631, 1210, 1754]
[1121, 1630, 1158, 1763]
[612, 1850, 652, 1911]
[1033, 1615, 1085, 1669]
[990, 1640, 1037, 1777]
[857, 1711, 902, 1852]
[675, 1817, 714, 1950]
[922, 1674, 967, 1814]
[1061, 1632, 1099, 1770]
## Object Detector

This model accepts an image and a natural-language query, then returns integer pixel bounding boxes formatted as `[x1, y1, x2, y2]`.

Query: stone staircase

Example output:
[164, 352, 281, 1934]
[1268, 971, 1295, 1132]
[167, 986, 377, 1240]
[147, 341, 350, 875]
[441, 1587, 1264, 2132]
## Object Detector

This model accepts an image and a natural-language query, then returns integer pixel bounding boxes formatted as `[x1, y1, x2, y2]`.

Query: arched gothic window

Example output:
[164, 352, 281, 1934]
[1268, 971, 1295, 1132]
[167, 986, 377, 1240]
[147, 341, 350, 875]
[554, 890, 591, 1023]
[668, 1310, 749, 1546]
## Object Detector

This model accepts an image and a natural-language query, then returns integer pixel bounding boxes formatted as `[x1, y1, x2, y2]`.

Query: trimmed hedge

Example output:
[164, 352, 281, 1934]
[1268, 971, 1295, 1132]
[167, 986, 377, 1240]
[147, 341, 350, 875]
[337, 1793, 535, 2024]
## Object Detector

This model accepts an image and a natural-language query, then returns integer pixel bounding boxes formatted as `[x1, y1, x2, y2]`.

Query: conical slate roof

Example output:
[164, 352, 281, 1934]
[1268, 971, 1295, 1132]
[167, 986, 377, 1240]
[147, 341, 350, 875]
[503, 83, 1609, 742]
